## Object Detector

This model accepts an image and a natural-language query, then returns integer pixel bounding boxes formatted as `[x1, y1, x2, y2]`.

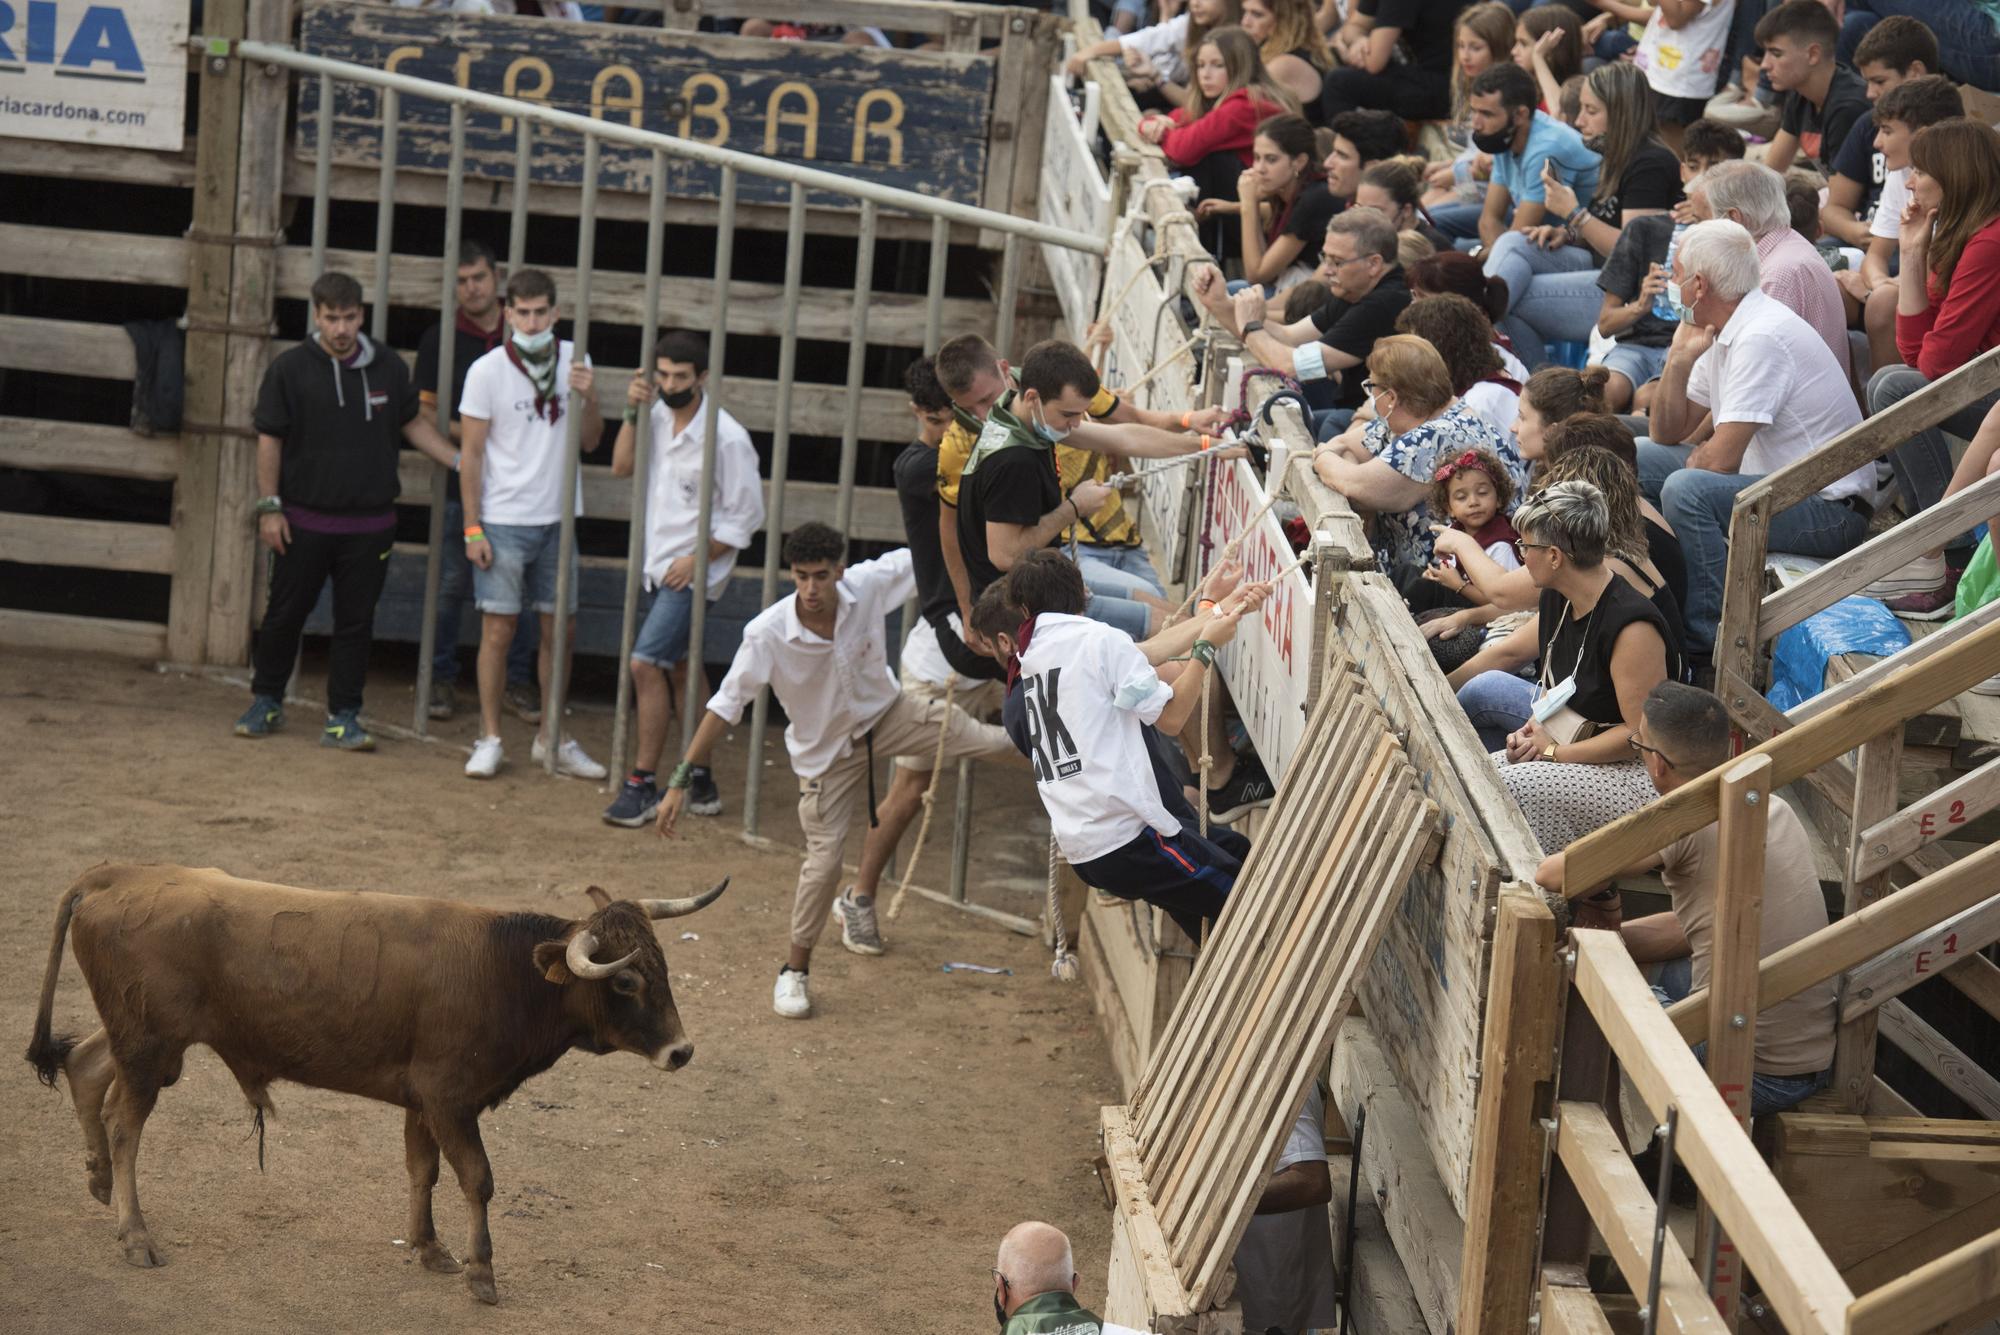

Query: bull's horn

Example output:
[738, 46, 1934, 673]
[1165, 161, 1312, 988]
[637, 878, 730, 920]
[565, 930, 638, 981]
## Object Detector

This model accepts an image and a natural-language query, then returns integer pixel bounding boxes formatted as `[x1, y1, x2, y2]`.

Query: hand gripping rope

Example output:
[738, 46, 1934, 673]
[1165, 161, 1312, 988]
[883, 677, 958, 925]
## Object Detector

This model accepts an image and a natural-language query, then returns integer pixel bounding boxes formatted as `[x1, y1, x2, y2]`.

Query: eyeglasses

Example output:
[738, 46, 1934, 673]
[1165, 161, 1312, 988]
[1518, 541, 1553, 553]
[1323, 251, 1369, 268]
[1628, 736, 1679, 768]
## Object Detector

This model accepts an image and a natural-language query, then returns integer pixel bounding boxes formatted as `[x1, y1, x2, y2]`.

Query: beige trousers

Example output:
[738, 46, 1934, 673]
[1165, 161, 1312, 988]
[790, 689, 1015, 949]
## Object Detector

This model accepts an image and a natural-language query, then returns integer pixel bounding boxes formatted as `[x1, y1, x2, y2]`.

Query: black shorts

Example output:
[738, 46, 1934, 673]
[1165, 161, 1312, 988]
[1655, 92, 1712, 125]
[1071, 824, 1245, 944]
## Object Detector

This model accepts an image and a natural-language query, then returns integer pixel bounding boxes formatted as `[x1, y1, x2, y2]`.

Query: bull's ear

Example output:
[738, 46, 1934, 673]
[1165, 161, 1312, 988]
[584, 886, 613, 911]
[532, 941, 574, 984]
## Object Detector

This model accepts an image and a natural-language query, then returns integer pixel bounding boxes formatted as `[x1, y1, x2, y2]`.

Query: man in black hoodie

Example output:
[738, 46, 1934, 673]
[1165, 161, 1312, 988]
[234, 271, 460, 749]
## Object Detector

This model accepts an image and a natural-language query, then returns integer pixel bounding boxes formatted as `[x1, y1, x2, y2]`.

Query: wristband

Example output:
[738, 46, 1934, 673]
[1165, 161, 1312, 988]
[462, 526, 486, 544]
[1584, 887, 1622, 905]
[1190, 639, 1217, 666]
[1242, 319, 1265, 337]
[452, 452, 461, 472]
[1197, 598, 1216, 613]
[623, 405, 640, 426]
[254, 495, 283, 516]
[666, 760, 695, 790]
[1291, 341, 1328, 383]
[1567, 205, 1590, 228]
[1200, 434, 1215, 451]
[1181, 410, 1194, 429]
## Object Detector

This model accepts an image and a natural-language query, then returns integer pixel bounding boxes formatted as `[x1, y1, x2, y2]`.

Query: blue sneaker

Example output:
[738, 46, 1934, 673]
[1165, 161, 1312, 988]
[234, 696, 285, 738]
[321, 709, 376, 751]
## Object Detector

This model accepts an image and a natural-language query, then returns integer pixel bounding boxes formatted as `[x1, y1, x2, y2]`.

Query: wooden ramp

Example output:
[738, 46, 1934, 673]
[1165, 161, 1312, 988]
[1100, 663, 1440, 1331]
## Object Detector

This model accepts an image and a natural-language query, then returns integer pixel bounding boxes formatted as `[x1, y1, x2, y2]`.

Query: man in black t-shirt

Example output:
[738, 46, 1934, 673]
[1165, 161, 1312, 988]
[1819, 17, 1936, 249]
[1757, 1, 1869, 176]
[412, 239, 539, 722]
[1322, 0, 1461, 123]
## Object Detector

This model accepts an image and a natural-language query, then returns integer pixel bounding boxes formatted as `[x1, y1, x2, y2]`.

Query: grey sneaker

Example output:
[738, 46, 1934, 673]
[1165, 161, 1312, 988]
[234, 695, 285, 738]
[831, 888, 884, 956]
[427, 679, 456, 720]
[504, 680, 542, 723]
[321, 709, 376, 751]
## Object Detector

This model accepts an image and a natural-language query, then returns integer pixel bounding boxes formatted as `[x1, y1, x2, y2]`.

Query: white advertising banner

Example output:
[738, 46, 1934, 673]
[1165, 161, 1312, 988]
[1039, 75, 1109, 340]
[0, 0, 189, 150]
[1102, 225, 1199, 583]
[1201, 457, 1312, 776]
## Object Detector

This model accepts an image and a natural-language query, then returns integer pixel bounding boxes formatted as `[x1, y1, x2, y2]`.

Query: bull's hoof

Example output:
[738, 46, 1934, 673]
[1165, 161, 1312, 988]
[465, 1266, 498, 1305]
[120, 1235, 165, 1268]
[87, 1172, 112, 1206]
[415, 1242, 462, 1274]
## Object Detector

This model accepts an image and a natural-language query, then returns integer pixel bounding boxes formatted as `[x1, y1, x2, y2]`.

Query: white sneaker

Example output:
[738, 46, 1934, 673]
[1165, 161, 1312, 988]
[1863, 553, 1946, 600]
[1974, 675, 2000, 697]
[772, 969, 811, 1019]
[532, 735, 608, 780]
[465, 735, 504, 779]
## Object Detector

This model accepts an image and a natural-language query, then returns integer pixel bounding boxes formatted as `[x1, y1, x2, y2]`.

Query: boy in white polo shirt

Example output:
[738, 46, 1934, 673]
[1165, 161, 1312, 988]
[654, 522, 1020, 1020]
[460, 267, 606, 781]
[602, 328, 765, 828]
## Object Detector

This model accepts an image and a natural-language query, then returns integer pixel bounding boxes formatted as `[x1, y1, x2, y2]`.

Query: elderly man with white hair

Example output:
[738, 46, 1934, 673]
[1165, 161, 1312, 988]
[993, 1221, 1101, 1334]
[1646, 219, 1874, 670]
[1695, 160, 1850, 379]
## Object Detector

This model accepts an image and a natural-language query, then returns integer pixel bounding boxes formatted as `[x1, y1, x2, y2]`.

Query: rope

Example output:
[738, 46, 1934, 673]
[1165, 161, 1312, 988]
[1122, 313, 1208, 397]
[1047, 832, 1080, 983]
[883, 677, 957, 924]
[1167, 484, 1289, 623]
[1198, 665, 1213, 839]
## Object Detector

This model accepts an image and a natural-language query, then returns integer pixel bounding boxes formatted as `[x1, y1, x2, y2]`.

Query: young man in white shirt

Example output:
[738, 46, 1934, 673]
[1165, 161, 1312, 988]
[602, 329, 765, 828]
[653, 523, 1019, 1020]
[460, 267, 606, 780]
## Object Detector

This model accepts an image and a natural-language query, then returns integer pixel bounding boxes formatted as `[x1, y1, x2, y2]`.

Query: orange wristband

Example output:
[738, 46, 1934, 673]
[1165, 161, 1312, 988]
[1198, 598, 1217, 613]
[1199, 434, 1214, 450]
[1181, 410, 1194, 429]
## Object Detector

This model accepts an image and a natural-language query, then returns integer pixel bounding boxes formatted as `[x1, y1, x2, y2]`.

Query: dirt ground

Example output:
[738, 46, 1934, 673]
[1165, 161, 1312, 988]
[0, 647, 1120, 1334]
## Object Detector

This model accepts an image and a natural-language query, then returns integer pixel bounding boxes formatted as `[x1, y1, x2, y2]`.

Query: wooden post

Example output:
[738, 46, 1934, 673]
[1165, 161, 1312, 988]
[1715, 492, 1774, 708]
[1835, 729, 1903, 1111]
[1457, 892, 1562, 1335]
[170, 0, 250, 664]
[1695, 753, 1773, 1328]
[1542, 952, 1612, 1279]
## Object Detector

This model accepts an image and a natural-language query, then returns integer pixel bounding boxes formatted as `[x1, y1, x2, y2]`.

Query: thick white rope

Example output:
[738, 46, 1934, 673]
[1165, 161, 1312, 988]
[884, 676, 957, 924]
[1048, 832, 1080, 983]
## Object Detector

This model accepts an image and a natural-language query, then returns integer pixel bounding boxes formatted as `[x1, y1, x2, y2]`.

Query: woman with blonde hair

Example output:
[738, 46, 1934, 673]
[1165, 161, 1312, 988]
[1240, 0, 1331, 110]
[1065, 0, 1244, 110]
[1139, 26, 1297, 172]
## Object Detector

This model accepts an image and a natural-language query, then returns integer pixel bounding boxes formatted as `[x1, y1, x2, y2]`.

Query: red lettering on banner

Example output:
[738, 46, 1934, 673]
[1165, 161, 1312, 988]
[1915, 950, 1932, 974]
[1950, 799, 1967, 824]
[1921, 811, 1937, 836]
[1945, 933, 1959, 955]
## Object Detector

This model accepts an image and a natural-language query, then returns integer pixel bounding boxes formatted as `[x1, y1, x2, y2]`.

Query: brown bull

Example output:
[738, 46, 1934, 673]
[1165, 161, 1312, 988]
[26, 862, 726, 1305]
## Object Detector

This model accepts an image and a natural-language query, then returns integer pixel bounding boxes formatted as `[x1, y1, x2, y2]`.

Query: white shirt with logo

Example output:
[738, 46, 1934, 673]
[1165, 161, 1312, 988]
[458, 341, 589, 526]
[1635, 0, 1734, 101]
[1015, 613, 1180, 864]
[643, 396, 765, 598]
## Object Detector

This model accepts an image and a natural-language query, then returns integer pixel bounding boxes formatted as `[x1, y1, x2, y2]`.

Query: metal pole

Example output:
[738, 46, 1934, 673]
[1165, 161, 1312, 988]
[949, 759, 975, 901]
[544, 131, 599, 773]
[995, 232, 1023, 361]
[508, 116, 532, 273]
[836, 200, 877, 537]
[1641, 1106, 1680, 1335]
[682, 166, 736, 754]
[924, 213, 949, 355]
[411, 103, 464, 737]
[310, 71, 332, 275]
[370, 89, 397, 343]
[742, 182, 807, 837]
[610, 148, 668, 781]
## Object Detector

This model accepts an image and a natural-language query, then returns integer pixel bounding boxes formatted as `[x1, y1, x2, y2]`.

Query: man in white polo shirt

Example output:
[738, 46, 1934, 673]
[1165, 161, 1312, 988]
[1645, 219, 1874, 667]
[459, 267, 606, 781]
[602, 328, 765, 828]
[653, 522, 1019, 1020]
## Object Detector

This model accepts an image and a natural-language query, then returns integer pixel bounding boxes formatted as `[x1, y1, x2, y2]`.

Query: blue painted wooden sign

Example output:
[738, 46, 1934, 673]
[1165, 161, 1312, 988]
[295, 1, 995, 207]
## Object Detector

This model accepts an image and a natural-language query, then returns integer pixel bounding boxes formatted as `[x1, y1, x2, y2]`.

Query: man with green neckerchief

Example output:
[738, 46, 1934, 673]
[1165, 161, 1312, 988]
[993, 1222, 1102, 1335]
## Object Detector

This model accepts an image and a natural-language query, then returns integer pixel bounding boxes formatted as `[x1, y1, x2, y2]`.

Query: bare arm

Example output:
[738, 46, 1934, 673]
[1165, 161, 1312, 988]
[459, 416, 491, 528]
[1622, 912, 1693, 963]
[1478, 181, 1512, 251]
[654, 710, 735, 837]
[987, 495, 1089, 573]
[1762, 129, 1800, 176]
[401, 414, 460, 471]
[1821, 174, 1873, 249]
[1068, 419, 1206, 459]
[940, 503, 974, 626]
[1543, 620, 1670, 768]
[1255, 1160, 1333, 1215]
[1684, 419, 1757, 473]
[1646, 334, 1711, 446]
[1313, 455, 1429, 513]
[1446, 612, 1541, 690]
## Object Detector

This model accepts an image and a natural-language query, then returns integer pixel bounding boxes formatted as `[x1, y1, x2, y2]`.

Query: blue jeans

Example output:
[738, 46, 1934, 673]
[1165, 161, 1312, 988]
[1429, 200, 1485, 244]
[1457, 669, 1536, 752]
[436, 499, 537, 686]
[1651, 956, 1832, 1118]
[1079, 543, 1167, 596]
[473, 520, 580, 617]
[1484, 231, 1605, 372]
[1841, 1, 2000, 89]
[631, 582, 709, 669]
[1661, 468, 1870, 656]
[1636, 441, 1694, 508]
[1312, 407, 1357, 441]
[1868, 366, 2000, 556]
[1084, 589, 1152, 638]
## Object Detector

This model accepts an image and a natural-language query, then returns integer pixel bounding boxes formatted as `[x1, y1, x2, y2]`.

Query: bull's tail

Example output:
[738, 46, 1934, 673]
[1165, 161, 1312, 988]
[26, 882, 85, 1087]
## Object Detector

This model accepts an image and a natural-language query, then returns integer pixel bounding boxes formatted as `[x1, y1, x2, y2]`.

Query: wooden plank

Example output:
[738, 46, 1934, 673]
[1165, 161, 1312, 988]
[1554, 1101, 1731, 1335]
[1561, 615, 2000, 897]
[1878, 1001, 2000, 1121]
[1540, 1282, 1618, 1335]
[1826, 648, 1962, 752]
[1100, 1104, 1198, 1322]
[1855, 756, 2000, 881]
[0, 315, 137, 381]
[1788, 599, 2000, 728]
[0, 418, 181, 481]
[272, 244, 995, 349]
[1945, 954, 2000, 1026]
[0, 513, 174, 575]
[592, 0, 1017, 37]
[0, 223, 188, 289]
[1570, 931, 1854, 1335]
[1776, 1118, 2000, 1270]
[1846, 1226, 2000, 1335]
[0, 137, 196, 189]
[1836, 731, 1904, 1110]
[1846, 1193, 2000, 1297]
[1457, 892, 1562, 1335]
[1331, 1163, 1433, 1335]
[1841, 893, 2000, 1023]
[1080, 906, 1147, 1098]
[0, 608, 169, 659]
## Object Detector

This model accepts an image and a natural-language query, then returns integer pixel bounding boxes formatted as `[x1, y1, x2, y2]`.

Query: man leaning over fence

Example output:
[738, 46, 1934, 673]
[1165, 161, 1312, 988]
[234, 271, 460, 751]
[601, 328, 764, 830]
[415, 237, 542, 726]
[1537, 682, 1836, 1118]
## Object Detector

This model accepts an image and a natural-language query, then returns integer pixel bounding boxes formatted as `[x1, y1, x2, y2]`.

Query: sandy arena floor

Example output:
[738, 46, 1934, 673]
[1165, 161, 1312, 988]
[0, 646, 1118, 1333]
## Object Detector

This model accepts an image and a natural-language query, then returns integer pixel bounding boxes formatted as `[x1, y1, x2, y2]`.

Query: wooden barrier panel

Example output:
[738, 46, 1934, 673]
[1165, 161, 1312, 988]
[1198, 458, 1313, 776]
[1039, 75, 1109, 339]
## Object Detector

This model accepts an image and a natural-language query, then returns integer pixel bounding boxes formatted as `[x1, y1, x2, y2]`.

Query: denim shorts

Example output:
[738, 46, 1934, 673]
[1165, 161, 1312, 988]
[473, 520, 578, 617]
[1599, 342, 1671, 393]
[631, 583, 708, 668]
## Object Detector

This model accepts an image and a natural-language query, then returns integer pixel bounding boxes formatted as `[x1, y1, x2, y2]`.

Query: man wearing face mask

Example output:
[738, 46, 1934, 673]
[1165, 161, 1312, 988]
[991, 1222, 1101, 1335]
[601, 328, 765, 828]
[1466, 61, 1602, 253]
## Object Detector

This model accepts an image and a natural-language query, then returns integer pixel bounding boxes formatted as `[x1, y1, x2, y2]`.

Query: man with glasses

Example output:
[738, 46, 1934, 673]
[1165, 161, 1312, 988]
[1193, 208, 1412, 435]
[1537, 681, 1836, 1117]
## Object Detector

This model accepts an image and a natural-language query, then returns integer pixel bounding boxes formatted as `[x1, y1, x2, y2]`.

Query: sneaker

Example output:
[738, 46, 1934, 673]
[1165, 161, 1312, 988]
[772, 968, 811, 1019]
[233, 696, 285, 738]
[321, 709, 376, 751]
[466, 735, 504, 779]
[1974, 675, 2000, 697]
[602, 777, 662, 828]
[831, 888, 884, 956]
[1207, 755, 1276, 824]
[504, 681, 542, 724]
[686, 765, 723, 817]
[427, 679, 456, 721]
[1884, 586, 1958, 621]
[533, 735, 608, 780]
[1863, 553, 1946, 600]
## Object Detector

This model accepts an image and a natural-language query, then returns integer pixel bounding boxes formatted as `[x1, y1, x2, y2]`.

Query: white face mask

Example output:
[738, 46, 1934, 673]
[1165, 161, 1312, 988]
[1666, 280, 1696, 325]
[1032, 403, 1071, 444]
[511, 326, 555, 354]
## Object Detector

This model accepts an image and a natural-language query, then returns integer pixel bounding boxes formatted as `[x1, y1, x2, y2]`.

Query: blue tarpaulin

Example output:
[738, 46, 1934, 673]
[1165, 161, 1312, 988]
[1769, 596, 1913, 712]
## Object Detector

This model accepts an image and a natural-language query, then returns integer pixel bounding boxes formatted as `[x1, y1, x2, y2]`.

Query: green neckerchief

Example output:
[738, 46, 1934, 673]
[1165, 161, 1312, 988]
[960, 389, 1050, 481]
[950, 366, 1027, 438]
[1003, 1290, 1102, 1335]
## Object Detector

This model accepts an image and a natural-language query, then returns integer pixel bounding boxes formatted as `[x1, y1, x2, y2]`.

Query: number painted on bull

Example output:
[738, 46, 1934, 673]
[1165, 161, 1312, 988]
[298, 1, 993, 206]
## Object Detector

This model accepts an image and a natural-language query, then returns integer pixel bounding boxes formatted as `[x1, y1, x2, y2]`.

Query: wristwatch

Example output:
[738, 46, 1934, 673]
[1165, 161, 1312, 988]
[1241, 320, 1265, 337]
[1540, 741, 1561, 763]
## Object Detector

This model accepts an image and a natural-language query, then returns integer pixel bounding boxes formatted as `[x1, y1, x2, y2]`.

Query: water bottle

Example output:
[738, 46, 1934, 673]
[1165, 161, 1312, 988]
[1651, 222, 1687, 322]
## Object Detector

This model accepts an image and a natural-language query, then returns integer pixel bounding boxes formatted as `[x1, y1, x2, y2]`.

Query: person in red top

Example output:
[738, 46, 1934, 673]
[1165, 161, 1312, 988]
[1137, 25, 1294, 174]
[1866, 119, 2000, 614]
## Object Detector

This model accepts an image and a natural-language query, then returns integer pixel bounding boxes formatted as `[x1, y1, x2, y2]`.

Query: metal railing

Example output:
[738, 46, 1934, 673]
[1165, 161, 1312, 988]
[233, 36, 1107, 837]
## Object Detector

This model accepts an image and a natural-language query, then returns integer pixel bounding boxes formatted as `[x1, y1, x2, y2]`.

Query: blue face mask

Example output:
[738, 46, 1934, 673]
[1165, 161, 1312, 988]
[1666, 280, 1696, 325]
[1032, 403, 1071, 444]
[511, 326, 555, 355]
